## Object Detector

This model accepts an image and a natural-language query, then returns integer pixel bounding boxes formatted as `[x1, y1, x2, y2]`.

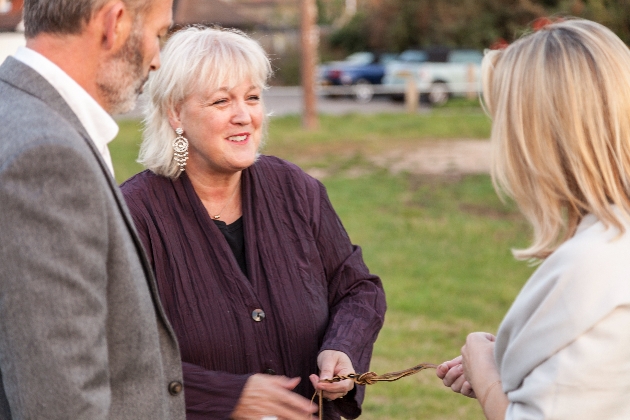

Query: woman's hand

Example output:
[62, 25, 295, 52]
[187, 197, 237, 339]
[461, 332, 508, 420]
[309, 350, 355, 400]
[231, 374, 317, 420]
[436, 355, 476, 398]
[461, 332, 500, 390]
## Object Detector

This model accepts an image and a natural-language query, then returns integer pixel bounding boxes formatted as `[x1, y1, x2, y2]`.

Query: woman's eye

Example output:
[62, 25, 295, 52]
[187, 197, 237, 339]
[247, 95, 260, 101]
[211, 99, 228, 106]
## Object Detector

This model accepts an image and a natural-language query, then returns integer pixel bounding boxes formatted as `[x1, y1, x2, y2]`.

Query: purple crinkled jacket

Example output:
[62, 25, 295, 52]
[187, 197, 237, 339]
[121, 155, 386, 420]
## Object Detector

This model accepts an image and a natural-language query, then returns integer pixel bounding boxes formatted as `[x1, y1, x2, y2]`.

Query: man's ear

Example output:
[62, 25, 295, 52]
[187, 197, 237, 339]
[99, 0, 132, 51]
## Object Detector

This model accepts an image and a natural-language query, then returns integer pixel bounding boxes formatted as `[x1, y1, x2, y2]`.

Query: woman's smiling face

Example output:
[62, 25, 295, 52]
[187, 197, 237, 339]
[170, 79, 264, 177]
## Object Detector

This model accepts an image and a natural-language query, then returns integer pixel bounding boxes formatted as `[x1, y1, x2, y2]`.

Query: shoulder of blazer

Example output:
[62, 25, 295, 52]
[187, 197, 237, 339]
[0, 57, 89, 139]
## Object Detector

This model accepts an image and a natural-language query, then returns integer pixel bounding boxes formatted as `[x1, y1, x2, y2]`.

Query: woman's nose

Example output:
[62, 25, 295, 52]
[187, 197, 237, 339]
[231, 101, 253, 125]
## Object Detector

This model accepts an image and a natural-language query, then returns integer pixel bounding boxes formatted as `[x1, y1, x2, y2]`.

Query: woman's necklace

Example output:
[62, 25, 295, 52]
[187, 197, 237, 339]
[211, 181, 240, 220]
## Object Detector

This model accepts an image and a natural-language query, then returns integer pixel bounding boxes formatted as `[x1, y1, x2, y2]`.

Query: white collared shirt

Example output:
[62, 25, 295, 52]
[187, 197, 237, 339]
[13, 46, 119, 177]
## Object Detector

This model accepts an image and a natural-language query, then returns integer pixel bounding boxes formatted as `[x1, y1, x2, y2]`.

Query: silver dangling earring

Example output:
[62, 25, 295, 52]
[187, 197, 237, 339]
[172, 128, 189, 172]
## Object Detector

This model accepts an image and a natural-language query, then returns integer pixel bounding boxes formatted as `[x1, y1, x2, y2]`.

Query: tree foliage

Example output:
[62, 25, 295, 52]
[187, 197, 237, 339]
[328, 12, 371, 51]
[324, 0, 630, 53]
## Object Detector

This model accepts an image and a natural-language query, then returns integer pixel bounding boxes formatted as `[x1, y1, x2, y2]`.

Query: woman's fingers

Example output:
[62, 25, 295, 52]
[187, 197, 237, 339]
[309, 374, 352, 400]
[270, 390, 318, 420]
[460, 380, 476, 399]
[312, 350, 356, 400]
[436, 355, 477, 398]
[232, 375, 317, 420]
[437, 355, 463, 380]
[449, 369, 468, 393]
[444, 355, 463, 368]
[441, 363, 465, 387]
[436, 362, 449, 380]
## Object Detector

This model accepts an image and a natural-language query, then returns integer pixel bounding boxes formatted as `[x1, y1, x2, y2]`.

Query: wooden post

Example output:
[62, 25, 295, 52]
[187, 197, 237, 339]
[345, 0, 357, 15]
[466, 64, 476, 100]
[405, 77, 418, 113]
[301, 0, 318, 130]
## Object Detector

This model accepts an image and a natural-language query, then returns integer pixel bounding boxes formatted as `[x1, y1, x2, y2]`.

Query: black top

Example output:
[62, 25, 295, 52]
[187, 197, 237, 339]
[212, 217, 247, 278]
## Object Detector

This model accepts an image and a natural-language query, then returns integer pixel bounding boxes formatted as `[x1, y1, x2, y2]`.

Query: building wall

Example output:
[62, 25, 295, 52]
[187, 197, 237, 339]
[0, 0, 23, 32]
[0, 32, 25, 63]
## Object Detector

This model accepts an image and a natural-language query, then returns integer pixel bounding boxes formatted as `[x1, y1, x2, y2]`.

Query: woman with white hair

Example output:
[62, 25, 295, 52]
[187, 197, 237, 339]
[436, 18, 630, 419]
[120, 26, 386, 420]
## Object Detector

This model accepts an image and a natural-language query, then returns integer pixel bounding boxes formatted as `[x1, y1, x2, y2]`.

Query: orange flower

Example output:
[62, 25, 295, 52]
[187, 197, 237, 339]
[490, 38, 509, 50]
[532, 16, 564, 31]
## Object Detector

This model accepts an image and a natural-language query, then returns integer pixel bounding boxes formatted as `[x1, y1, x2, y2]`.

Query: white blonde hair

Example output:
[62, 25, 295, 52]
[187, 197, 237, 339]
[139, 26, 272, 178]
[482, 18, 630, 260]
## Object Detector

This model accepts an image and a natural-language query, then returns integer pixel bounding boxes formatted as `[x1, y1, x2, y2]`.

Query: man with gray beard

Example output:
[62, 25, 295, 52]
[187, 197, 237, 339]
[0, 1, 186, 419]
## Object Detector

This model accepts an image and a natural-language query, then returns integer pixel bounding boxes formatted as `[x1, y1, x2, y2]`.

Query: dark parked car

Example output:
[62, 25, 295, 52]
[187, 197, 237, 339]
[318, 51, 397, 102]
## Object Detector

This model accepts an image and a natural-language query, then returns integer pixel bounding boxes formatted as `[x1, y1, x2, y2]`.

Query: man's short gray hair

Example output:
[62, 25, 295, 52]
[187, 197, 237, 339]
[139, 26, 272, 179]
[23, 0, 151, 38]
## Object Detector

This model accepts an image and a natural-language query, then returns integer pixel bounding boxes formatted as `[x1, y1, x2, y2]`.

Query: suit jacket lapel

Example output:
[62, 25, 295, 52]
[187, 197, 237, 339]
[0, 57, 178, 339]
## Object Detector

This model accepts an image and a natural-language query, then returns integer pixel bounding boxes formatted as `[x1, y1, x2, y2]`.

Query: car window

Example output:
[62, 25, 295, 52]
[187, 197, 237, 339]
[345, 52, 375, 65]
[397, 50, 428, 63]
[378, 53, 398, 65]
[448, 50, 483, 64]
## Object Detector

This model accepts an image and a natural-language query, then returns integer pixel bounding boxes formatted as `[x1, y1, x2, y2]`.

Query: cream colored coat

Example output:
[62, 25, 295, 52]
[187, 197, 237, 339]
[495, 211, 630, 419]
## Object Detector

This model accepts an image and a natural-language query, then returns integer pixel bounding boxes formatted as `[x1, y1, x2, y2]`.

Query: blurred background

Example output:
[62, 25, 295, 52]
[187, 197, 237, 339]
[1, 1, 625, 418]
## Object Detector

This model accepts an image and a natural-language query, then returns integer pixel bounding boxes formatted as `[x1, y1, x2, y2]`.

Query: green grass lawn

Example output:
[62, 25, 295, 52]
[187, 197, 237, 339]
[112, 111, 534, 419]
[327, 172, 531, 419]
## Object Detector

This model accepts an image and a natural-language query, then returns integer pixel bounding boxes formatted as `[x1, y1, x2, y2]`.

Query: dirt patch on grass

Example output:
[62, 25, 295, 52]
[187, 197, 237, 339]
[370, 139, 491, 175]
[302, 139, 492, 179]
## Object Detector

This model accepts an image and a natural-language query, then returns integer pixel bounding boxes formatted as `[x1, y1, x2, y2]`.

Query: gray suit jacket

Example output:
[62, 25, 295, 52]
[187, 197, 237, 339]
[0, 57, 186, 419]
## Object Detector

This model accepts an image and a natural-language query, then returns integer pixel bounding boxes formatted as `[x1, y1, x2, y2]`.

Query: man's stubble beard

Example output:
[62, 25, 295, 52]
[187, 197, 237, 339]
[96, 27, 147, 115]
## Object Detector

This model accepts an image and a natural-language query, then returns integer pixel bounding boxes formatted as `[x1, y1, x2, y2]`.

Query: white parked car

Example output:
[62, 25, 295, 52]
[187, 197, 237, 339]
[383, 49, 483, 105]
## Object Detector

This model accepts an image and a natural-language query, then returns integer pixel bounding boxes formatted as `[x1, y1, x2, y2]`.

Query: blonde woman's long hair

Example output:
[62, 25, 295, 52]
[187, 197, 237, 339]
[482, 18, 630, 260]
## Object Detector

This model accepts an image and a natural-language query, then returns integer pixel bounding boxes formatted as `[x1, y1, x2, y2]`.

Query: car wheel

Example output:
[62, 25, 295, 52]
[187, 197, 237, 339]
[428, 82, 449, 106]
[353, 79, 375, 103]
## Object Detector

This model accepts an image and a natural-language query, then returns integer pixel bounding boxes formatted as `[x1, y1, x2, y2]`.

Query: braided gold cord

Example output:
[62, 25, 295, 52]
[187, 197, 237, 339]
[319, 363, 438, 385]
[313, 363, 438, 419]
